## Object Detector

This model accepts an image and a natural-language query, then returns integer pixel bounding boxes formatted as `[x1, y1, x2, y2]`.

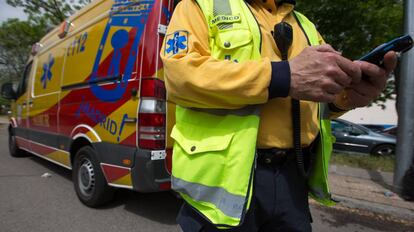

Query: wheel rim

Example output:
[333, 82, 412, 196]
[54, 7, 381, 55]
[78, 158, 95, 198]
[376, 146, 394, 156]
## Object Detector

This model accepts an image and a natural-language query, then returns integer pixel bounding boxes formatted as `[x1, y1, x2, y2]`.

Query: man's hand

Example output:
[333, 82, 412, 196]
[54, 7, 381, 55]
[335, 51, 397, 109]
[289, 45, 361, 102]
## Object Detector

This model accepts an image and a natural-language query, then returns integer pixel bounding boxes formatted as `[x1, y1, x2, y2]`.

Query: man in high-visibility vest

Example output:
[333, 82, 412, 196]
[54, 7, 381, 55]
[161, 0, 397, 231]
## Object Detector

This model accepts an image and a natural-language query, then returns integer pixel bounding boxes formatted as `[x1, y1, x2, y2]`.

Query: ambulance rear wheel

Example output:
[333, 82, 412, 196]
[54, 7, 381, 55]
[73, 146, 115, 207]
[8, 129, 26, 157]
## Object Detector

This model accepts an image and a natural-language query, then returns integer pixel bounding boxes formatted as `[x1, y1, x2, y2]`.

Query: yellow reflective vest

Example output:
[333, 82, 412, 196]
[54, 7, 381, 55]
[170, 0, 335, 227]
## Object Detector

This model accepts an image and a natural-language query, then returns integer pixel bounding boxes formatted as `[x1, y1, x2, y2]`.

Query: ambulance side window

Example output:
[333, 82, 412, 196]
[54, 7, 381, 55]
[17, 61, 32, 98]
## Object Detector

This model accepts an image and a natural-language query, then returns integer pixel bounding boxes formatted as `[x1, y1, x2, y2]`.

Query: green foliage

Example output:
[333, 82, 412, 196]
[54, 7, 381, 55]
[296, 0, 403, 59]
[0, 19, 47, 82]
[6, 0, 92, 26]
[0, 79, 11, 113]
[0, 97, 10, 105]
[0, 0, 91, 84]
[0, 97, 11, 113]
[373, 78, 396, 109]
[296, 0, 403, 107]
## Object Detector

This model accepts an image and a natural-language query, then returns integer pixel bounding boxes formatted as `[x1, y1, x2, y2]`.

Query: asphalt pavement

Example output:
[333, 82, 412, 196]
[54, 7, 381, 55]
[0, 124, 413, 232]
[329, 165, 414, 220]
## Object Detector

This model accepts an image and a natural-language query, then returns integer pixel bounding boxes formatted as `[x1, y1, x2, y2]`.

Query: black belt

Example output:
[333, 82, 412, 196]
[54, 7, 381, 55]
[257, 147, 312, 166]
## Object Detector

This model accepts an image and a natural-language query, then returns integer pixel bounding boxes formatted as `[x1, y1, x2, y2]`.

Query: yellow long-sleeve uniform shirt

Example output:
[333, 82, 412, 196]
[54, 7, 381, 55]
[162, 0, 339, 149]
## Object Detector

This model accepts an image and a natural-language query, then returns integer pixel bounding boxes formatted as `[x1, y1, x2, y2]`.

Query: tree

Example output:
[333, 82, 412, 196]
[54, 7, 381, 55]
[0, 19, 46, 112]
[6, 0, 92, 26]
[0, 0, 92, 82]
[0, 1, 92, 109]
[296, 0, 403, 59]
[0, 19, 47, 82]
[296, 0, 404, 108]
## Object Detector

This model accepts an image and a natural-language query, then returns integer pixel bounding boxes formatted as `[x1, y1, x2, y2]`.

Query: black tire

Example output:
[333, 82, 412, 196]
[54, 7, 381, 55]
[72, 146, 115, 207]
[8, 128, 26, 157]
[371, 144, 395, 156]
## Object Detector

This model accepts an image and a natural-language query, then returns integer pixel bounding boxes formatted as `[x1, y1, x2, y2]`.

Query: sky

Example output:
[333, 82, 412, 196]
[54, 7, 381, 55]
[0, 0, 28, 23]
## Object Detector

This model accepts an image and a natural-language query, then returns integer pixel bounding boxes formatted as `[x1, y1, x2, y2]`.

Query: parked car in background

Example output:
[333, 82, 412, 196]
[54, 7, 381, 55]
[331, 119, 396, 156]
[361, 124, 387, 133]
[382, 126, 398, 136]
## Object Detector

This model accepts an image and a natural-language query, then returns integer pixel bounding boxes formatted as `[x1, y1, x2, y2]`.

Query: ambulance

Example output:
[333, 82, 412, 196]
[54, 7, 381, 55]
[1, 0, 177, 207]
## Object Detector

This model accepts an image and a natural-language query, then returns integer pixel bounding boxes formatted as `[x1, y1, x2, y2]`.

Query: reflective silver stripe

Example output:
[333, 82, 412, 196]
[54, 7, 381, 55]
[172, 176, 245, 219]
[213, 0, 233, 30]
[188, 105, 260, 117]
[335, 142, 369, 148]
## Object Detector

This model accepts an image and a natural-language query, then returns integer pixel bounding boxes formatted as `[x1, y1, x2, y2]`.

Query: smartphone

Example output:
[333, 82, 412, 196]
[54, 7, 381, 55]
[359, 33, 413, 66]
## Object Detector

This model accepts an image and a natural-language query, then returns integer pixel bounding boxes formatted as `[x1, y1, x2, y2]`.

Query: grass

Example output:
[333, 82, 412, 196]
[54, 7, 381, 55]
[330, 152, 395, 172]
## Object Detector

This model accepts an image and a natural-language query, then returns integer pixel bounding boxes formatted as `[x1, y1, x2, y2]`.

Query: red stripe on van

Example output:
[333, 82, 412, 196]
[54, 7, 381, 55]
[30, 142, 57, 156]
[15, 137, 31, 150]
[119, 132, 136, 146]
[101, 164, 130, 183]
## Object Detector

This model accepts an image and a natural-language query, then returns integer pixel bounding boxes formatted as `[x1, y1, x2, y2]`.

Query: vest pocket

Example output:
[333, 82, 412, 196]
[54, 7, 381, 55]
[212, 29, 254, 62]
[170, 116, 259, 223]
[171, 123, 234, 155]
[215, 29, 252, 49]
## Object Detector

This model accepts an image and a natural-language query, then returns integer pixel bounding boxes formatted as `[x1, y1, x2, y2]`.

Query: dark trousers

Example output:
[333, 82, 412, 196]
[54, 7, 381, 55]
[177, 151, 312, 232]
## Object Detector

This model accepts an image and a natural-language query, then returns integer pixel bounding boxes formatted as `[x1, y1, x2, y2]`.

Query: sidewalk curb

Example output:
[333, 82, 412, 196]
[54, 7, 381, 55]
[332, 194, 414, 220]
[329, 165, 393, 186]
[326, 165, 414, 221]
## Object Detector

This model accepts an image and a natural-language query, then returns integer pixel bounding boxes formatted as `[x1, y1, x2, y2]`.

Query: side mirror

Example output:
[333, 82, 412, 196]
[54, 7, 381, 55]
[1, 83, 17, 100]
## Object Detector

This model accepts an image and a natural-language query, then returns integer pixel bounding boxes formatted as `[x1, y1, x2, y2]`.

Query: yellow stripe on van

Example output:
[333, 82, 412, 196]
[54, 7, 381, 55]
[86, 99, 138, 144]
[112, 173, 133, 186]
[46, 150, 71, 167]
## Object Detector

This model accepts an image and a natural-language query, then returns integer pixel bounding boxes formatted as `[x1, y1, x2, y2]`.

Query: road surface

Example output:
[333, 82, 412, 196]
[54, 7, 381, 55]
[0, 125, 412, 232]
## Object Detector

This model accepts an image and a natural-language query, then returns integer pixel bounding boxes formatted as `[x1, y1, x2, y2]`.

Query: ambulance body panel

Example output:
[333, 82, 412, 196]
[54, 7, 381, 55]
[6, 0, 176, 205]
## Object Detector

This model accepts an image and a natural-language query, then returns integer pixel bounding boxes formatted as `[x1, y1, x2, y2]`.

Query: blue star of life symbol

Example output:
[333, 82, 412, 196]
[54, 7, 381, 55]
[166, 31, 188, 55]
[40, 54, 54, 89]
